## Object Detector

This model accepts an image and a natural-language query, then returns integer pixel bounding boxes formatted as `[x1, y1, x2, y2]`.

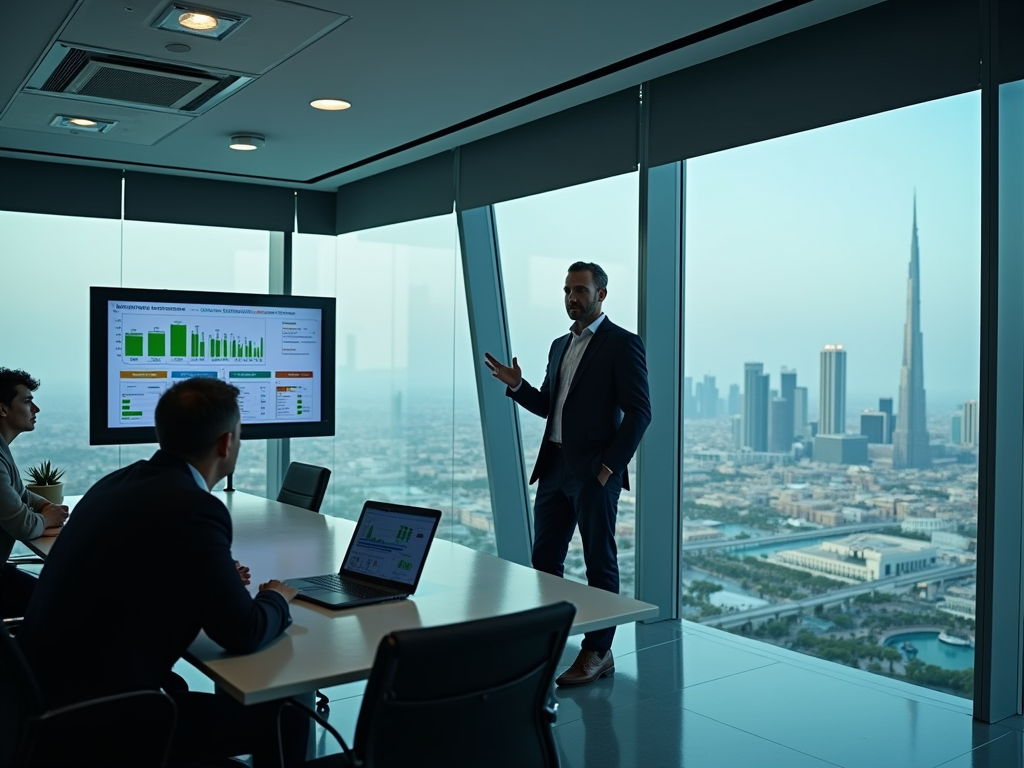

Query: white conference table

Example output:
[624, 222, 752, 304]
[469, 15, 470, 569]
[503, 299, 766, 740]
[31, 491, 658, 706]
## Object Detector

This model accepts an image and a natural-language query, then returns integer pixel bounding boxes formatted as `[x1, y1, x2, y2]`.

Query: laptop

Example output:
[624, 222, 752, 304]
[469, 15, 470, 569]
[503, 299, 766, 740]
[286, 500, 442, 609]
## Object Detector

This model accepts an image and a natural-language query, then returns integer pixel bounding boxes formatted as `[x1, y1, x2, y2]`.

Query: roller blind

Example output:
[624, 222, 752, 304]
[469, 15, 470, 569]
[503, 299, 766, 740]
[0, 158, 122, 219]
[124, 172, 295, 231]
[649, 0, 980, 166]
[295, 190, 336, 235]
[335, 151, 454, 235]
[458, 87, 639, 209]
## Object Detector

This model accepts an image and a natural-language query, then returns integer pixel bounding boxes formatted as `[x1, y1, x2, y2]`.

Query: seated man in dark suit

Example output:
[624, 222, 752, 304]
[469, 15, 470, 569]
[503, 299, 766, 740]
[18, 377, 307, 766]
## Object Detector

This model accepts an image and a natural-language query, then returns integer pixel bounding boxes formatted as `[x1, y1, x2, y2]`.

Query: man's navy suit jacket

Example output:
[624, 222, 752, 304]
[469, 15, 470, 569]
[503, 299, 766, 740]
[509, 317, 651, 490]
[18, 450, 292, 706]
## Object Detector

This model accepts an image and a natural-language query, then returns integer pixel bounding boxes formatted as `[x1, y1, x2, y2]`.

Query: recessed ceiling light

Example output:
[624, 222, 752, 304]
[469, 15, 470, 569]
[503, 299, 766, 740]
[50, 115, 117, 133]
[310, 99, 351, 111]
[229, 134, 265, 151]
[178, 11, 218, 30]
[153, 5, 247, 40]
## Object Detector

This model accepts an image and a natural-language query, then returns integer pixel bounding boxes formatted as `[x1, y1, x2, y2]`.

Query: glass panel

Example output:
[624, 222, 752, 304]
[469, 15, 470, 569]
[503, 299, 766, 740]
[119, 221, 271, 495]
[0, 211, 122, 500]
[496, 172, 641, 593]
[682, 92, 979, 698]
[290, 221, 495, 552]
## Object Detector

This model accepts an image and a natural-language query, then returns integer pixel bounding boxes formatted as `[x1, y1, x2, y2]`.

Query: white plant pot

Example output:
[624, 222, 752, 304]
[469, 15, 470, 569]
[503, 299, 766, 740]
[27, 482, 64, 505]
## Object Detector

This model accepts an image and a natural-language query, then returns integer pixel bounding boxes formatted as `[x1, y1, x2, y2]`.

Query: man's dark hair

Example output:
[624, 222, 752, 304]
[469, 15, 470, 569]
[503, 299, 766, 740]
[154, 378, 241, 460]
[567, 261, 609, 291]
[0, 368, 40, 408]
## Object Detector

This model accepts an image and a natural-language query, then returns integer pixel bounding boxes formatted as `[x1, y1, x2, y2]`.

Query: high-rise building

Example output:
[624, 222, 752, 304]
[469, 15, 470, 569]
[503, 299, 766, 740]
[769, 397, 794, 453]
[893, 197, 932, 469]
[742, 362, 769, 451]
[780, 368, 797, 439]
[699, 374, 718, 419]
[731, 414, 743, 449]
[962, 400, 980, 448]
[819, 345, 847, 436]
[728, 384, 741, 416]
[951, 413, 963, 445]
[814, 434, 870, 465]
[878, 397, 894, 444]
[683, 376, 695, 418]
[793, 386, 808, 437]
[860, 411, 887, 444]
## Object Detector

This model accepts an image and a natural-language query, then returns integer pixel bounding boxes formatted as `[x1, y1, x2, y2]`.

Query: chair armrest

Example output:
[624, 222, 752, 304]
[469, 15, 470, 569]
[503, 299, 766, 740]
[277, 699, 355, 767]
[30, 690, 177, 767]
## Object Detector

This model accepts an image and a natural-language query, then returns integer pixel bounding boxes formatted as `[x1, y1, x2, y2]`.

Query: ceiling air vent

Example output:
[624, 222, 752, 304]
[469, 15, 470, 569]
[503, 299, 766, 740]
[26, 43, 251, 114]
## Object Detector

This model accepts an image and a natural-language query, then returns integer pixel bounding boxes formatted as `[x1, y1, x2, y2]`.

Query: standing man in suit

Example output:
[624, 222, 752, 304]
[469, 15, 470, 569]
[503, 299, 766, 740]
[485, 261, 651, 686]
[18, 377, 307, 766]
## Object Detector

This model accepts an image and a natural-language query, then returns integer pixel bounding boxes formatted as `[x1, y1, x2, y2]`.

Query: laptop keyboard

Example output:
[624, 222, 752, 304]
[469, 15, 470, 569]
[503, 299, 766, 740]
[306, 573, 392, 598]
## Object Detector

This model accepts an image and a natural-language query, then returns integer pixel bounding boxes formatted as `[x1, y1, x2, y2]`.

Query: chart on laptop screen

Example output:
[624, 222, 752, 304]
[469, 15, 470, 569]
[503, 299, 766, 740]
[346, 509, 435, 585]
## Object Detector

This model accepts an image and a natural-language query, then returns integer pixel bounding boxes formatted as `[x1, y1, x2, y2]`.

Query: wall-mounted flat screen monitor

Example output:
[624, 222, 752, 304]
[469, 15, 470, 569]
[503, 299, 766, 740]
[89, 287, 336, 445]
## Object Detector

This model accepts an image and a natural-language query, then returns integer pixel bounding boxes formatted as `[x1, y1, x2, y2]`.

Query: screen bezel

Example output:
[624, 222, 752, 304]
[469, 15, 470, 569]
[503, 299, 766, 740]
[89, 286, 336, 445]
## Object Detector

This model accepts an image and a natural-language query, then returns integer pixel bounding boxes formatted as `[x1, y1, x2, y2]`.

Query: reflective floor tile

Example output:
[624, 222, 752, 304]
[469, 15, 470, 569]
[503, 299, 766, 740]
[555, 633, 778, 727]
[679, 662, 1015, 768]
[554, 689, 840, 768]
[934, 730, 1024, 768]
[560, 620, 686, 665]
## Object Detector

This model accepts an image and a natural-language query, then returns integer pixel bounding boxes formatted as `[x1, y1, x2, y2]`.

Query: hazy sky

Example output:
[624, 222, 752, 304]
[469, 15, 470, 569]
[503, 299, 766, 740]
[1, 90, 980, 421]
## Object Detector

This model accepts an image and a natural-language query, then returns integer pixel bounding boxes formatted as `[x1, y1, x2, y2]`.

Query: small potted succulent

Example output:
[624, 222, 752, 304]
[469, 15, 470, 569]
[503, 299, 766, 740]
[24, 460, 65, 505]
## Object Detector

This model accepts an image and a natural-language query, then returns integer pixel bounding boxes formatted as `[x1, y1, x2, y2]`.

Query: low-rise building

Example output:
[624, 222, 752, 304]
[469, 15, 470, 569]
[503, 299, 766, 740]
[775, 534, 938, 581]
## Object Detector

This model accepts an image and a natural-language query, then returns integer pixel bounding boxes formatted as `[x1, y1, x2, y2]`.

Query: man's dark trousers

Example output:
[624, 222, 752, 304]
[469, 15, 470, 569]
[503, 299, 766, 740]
[532, 444, 622, 652]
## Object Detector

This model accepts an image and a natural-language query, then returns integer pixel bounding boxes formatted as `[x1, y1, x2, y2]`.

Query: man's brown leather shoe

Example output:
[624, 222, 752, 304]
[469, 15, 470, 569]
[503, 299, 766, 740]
[555, 650, 615, 687]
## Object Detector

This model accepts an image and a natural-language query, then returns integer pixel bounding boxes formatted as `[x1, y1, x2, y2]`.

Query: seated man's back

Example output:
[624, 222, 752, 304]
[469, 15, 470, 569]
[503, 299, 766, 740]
[18, 450, 291, 705]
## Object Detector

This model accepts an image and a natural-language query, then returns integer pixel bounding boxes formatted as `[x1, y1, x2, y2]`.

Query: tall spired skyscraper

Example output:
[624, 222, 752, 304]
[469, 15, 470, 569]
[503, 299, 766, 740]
[893, 197, 932, 469]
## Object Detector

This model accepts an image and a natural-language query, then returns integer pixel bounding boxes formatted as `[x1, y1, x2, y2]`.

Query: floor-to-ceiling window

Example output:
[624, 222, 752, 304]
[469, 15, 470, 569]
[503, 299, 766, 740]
[290, 218, 495, 552]
[495, 171, 640, 594]
[117, 221, 272, 495]
[0, 211, 123, 495]
[681, 92, 980, 699]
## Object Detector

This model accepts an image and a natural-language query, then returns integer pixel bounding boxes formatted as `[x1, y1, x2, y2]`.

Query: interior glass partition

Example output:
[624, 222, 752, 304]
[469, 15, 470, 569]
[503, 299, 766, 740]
[290, 220, 495, 552]
[681, 92, 981, 699]
[494, 171, 640, 593]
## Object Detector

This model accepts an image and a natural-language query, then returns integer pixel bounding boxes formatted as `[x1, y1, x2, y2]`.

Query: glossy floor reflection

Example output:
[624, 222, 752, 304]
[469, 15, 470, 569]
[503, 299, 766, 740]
[311, 619, 1023, 768]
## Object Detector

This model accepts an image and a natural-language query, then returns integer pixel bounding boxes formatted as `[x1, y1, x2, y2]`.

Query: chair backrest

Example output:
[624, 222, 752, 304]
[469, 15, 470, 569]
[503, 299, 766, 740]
[277, 462, 331, 513]
[0, 624, 44, 768]
[354, 601, 576, 768]
[1, 625, 176, 768]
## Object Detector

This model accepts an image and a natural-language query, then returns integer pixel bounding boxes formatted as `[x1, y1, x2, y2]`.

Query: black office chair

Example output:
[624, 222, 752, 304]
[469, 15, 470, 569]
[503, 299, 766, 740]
[0, 624, 177, 768]
[277, 462, 332, 513]
[279, 601, 576, 768]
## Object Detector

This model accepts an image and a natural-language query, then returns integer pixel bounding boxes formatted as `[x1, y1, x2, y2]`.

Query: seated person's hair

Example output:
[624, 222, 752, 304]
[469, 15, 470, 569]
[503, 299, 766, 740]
[155, 378, 241, 461]
[0, 368, 40, 407]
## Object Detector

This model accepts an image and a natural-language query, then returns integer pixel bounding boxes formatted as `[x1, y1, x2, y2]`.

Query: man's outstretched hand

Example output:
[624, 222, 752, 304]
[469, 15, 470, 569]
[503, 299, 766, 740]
[484, 352, 522, 389]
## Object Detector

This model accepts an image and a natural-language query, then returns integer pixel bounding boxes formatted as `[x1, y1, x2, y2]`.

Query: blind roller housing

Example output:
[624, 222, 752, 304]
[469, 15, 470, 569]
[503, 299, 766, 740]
[296, 190, 336, 235]
[649, 0, 981, 166]
[124, 172, 295, 231]
[336, 151, 454, 235]
[0, 158, 122, 219]
[458, 87, 639, 210]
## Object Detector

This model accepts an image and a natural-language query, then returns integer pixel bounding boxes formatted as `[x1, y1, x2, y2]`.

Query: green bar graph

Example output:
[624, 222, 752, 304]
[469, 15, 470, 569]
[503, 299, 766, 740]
[170, 324, 187, 357]
[147, 332, 165, 356]
[200, 338, 205, 357]
[125, 333, 143, 356]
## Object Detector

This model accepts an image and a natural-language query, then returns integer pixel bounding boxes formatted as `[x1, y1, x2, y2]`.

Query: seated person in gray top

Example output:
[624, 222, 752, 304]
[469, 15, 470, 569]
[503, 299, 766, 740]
[0, 368, 68, 618]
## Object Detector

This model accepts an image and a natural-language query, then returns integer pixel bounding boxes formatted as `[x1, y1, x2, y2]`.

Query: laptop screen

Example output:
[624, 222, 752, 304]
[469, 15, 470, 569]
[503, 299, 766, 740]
[342, 506, 438, 586]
